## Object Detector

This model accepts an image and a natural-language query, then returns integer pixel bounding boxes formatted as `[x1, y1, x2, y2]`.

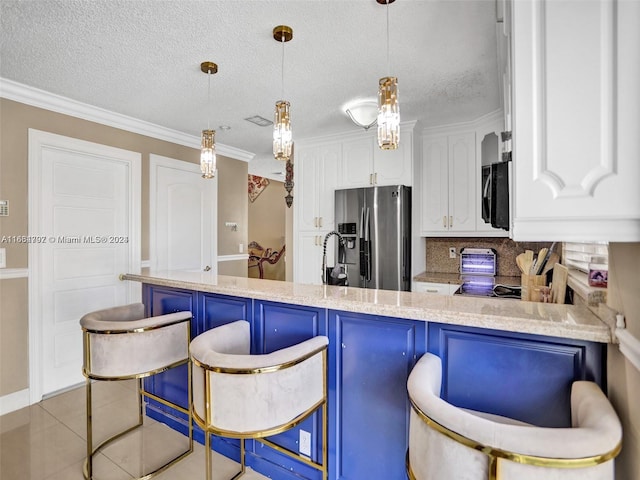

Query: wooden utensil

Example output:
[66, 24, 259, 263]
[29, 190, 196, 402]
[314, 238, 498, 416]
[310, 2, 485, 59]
[541, 253, 559, 275]
[535, 248, 548, 274]
[551, 263, 568, 304]
[522, 250, 534, 274]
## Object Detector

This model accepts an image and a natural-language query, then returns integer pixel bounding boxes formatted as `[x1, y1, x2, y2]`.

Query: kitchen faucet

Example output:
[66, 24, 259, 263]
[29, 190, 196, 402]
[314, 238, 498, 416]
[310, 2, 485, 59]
[322, 231, 347, 285]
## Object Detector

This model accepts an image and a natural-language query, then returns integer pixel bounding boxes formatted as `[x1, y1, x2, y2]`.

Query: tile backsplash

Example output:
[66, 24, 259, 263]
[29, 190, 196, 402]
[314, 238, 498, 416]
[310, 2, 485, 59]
[425, 237, 553, 277]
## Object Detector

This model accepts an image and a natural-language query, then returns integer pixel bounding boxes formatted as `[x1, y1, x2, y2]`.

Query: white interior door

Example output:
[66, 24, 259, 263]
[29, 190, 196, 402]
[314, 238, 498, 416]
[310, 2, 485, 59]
[149, 154, 217, 272]
[28, 130, 140, 401]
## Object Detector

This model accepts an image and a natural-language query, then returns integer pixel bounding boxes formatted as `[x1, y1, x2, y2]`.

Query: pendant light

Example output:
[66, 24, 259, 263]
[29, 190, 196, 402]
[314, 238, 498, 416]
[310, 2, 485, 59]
[273, 25, 293, 162]
[377, 0, 400, 150]
[200, 61, 218, 179]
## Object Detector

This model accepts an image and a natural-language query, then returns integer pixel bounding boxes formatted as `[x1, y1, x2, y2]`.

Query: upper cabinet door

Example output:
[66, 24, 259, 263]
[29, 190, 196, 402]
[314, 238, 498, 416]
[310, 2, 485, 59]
[448, 132, 476, 233]
[339, 137, 374, 188]
[420, 135, 449, 233]
[374, 128, 413, 187]
[512, 0, 640, 241]
[295, 146, 321, 231]
[317, 142, 341, 228]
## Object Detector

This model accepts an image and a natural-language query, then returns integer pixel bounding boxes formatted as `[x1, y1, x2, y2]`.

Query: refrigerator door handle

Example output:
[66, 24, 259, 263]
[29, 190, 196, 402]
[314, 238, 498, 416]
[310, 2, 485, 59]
[359, 207, 366, 279]
[364, 207, 370, 242]
[365, 207, 371, 282]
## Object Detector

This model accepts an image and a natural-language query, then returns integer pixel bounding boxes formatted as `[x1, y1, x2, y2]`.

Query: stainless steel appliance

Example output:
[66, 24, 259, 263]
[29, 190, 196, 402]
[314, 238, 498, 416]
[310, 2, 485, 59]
[481, 161, 510, 230]
[454, 248, 521, 299]
[335, 185, 411, 291]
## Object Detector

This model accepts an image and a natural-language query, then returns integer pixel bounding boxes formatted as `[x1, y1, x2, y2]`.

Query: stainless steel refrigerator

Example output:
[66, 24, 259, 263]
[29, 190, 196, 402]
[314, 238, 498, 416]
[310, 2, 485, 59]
[335, 185, 411, 291]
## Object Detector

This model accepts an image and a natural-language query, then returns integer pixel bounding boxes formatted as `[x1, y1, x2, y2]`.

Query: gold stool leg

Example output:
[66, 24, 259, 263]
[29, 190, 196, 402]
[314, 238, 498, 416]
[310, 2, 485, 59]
[205, 432, 212, 480]
[85, 377, 93, 480]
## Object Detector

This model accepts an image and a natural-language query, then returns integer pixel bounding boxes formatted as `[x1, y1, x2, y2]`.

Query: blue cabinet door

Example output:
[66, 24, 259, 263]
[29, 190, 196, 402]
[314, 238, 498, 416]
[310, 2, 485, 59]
[427, 322, 605, 427]
[251, 300, 328, 480]
[199, 292, 252, 335]
[330, 310, 425, 480]
[142, 285, 198, 429]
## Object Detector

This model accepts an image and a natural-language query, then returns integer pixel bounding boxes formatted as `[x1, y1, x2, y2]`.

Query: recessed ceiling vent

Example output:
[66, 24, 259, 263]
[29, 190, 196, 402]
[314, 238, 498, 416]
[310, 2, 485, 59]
[244, 115, 273, 127]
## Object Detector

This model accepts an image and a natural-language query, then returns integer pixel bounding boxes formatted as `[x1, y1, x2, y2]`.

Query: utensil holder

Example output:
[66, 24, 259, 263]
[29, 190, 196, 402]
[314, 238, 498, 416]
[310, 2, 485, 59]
[521, 274, 546, 301]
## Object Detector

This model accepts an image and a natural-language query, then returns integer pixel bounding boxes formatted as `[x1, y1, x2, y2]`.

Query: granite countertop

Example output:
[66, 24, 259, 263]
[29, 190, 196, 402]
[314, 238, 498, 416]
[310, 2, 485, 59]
[121, 269, 612, 343]
[413, 271, 522, 287]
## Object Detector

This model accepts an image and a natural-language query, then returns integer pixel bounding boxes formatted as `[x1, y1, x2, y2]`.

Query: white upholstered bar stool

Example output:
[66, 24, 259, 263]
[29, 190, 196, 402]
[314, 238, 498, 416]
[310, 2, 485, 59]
[406, 353, 622, 480]
[80, 303, 193, 480]
[190, 320, 329, 480]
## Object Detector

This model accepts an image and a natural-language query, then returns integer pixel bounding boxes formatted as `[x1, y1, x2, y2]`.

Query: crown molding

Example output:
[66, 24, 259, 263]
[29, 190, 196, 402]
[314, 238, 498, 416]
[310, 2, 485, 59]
[0, 77, 255, 162]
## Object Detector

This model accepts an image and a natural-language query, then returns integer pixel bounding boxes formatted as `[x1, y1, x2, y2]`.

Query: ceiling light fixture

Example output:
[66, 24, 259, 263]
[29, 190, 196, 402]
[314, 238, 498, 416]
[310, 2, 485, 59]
[200, 61, 218, 179]
[345, 100, 378, 131]
[377, 0, 400, 150]
[273, 25, 293, 162]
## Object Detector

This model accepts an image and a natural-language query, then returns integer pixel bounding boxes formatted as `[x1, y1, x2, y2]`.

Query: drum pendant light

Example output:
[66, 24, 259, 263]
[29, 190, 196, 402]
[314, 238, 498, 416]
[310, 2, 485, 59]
[273, 25, 293, 162]
[377, 0, 400, 150]
[200, 61, 218, 179]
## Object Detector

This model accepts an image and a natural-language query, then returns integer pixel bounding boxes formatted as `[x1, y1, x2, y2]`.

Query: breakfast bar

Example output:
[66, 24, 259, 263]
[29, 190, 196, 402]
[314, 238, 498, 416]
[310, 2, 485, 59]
[121, 269, 612, 480]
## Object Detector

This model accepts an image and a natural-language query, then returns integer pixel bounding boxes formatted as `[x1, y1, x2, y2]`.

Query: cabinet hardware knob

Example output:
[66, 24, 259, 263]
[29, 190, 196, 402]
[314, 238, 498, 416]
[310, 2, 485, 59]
[449, 216, 453, 228]
[443, 216, 447, 228]
[374, 173, 378, 184]
[319, 217, 323, 228]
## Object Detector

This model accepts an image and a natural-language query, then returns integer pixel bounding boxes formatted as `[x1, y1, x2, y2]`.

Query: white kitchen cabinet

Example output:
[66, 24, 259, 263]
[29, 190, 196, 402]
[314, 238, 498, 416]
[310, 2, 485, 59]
[338, 125, 414, 188]
[412, 281, 459, 296]
[511, 0, 640, 241]
[293, 141, 340, 284]
[294, 231, 334, 286]
[295, 142, 340, 232]
[420, 132, 477, 235]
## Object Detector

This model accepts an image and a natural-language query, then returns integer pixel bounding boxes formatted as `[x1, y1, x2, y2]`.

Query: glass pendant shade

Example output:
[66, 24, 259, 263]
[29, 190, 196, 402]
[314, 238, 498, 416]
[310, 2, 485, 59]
[200, 129, 216, 178]
[273, 100, 292, 161]
[377, 76, 400, 150]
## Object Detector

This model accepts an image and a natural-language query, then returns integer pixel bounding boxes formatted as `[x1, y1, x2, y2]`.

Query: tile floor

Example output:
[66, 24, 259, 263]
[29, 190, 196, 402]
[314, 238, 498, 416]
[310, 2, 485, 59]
[0, 380, 268, 480]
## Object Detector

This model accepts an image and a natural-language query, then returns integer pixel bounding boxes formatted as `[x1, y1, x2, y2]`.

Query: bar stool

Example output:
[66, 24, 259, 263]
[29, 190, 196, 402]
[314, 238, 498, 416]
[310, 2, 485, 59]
[190, 320, 329, 480]
[80, 303, 193, 480]
[406, 352, 622, 480]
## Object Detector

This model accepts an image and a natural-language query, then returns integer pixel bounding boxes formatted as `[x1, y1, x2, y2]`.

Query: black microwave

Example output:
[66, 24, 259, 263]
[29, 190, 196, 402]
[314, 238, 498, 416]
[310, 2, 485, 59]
[481, 161, 510, 231]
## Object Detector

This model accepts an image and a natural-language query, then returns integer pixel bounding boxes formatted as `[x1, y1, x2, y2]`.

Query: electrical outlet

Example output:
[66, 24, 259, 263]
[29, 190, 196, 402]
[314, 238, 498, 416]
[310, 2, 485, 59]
[299, 429, 311, 457]
[0, 248, 5, 268]
[449, 247, 456, 259]
[238, 243, 244, 253]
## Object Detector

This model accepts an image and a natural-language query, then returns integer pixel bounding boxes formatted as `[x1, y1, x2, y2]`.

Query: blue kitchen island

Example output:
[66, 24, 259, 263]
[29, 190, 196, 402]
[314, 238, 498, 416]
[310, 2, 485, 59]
[121, 270, 612, 480]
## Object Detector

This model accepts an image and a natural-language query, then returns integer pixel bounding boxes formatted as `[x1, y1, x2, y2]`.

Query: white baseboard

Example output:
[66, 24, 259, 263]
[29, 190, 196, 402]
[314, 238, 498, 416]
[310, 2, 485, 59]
[0, 388, 30, 415]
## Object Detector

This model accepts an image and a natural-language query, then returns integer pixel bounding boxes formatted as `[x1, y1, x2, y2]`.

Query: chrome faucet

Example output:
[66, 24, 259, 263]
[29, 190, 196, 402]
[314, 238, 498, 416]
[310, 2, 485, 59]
[322, 231, 347, 285]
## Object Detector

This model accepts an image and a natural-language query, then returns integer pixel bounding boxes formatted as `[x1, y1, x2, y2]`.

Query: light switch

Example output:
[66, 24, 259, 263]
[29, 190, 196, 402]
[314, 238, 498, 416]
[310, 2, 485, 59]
[0, 248, 6, 268]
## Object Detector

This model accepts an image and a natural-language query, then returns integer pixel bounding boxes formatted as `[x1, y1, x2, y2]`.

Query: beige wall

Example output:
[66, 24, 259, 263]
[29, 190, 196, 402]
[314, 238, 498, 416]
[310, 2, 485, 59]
[0, 98, 248, 397]
[218, 159, 248, 257]
[248, 178, 286, 281]
[0, 278, 28, 394]
[607, 242, 640, 479]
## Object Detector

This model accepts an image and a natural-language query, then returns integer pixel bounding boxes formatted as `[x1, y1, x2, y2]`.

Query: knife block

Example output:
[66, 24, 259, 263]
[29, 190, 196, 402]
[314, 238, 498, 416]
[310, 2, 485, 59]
[521, 274, 546, 301]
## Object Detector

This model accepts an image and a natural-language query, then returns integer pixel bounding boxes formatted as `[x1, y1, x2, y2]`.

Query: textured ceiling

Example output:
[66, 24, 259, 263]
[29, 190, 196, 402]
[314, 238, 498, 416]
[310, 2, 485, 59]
[0, 0, 500, 178]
